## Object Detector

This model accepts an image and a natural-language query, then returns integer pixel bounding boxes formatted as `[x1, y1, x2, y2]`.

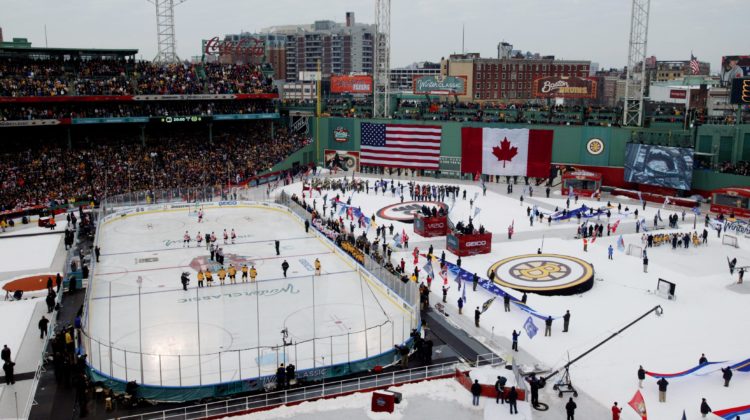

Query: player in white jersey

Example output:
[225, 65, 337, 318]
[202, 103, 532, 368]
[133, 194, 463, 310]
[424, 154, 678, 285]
[183, 231, 190, 247]
[196, 232, 203, 247]
[210, 232, 217, 244]
[223, 229, 228, 244]
[231, 229, 236, 244]
[198, 208, 203, 223]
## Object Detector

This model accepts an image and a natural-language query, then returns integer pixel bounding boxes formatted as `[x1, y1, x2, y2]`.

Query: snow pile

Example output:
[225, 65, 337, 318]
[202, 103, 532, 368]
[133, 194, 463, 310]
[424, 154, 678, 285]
[221, 378, 481, 420]
[0, 234, 62, 272]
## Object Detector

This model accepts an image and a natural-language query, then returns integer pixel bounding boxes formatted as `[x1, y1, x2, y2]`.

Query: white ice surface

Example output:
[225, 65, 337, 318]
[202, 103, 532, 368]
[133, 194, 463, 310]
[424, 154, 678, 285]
[86, 205, 409, 386]
[279, 177, 749, 420]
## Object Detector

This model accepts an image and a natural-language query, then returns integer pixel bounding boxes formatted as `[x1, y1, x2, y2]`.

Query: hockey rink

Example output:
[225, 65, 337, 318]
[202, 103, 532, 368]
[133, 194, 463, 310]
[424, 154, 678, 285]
[85, 204, 411, 387]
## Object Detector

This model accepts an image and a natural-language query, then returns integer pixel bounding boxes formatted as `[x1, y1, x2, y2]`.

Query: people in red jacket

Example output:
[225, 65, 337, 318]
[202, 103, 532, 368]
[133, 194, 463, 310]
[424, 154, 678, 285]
[612, 402, 622, 420]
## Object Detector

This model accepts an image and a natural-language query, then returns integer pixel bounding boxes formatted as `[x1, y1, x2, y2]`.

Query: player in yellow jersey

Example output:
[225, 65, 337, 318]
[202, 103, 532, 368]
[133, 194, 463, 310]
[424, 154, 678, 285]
[205, 269, 213, 287]
[249, 266, 258, 282]
[228, 265, 237, 284]
[241, 264, 248, 282]
[197, 270, 204, 288]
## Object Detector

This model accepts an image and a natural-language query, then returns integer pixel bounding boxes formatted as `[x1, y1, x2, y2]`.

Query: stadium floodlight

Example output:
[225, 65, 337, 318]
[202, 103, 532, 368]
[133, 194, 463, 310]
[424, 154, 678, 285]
[623, 0, 651, 126]
[149, 0, 187, 63]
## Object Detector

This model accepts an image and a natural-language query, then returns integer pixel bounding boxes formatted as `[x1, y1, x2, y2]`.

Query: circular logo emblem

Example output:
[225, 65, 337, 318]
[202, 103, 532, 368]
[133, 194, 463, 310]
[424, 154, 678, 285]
[488, 254, 594, 295]
[586, 138, 605, 155]
[376, 201, 448, 223]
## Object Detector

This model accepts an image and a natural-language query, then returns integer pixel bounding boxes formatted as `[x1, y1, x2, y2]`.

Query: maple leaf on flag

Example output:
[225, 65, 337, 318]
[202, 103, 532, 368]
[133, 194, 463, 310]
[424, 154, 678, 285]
[492, 138, 518, 168]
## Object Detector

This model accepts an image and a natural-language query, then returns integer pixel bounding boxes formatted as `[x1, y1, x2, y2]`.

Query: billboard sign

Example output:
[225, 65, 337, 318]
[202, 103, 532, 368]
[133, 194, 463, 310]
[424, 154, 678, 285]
[669, 89, 687, 99]
[624, 144, 694, 190]
[730, 78, 750, 104]
[532, 76, 597, 99]
[721, 55, 750, 87]
[204, 36, 264, 57]
[413, 75, 467, 95]
[330, 75, 373, 94]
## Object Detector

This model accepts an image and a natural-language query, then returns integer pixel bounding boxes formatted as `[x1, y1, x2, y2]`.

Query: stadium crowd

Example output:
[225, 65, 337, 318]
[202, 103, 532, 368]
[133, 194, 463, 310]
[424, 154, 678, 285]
[718, 160, 750, 176]
[0, 100, 276, 121]
[0, 126, 308, 211]
[0, 57, 276, 97]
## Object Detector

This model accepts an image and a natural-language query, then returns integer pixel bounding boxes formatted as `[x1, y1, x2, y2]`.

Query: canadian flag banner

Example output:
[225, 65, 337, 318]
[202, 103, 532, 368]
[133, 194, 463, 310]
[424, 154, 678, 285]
[461, 127, 553, 177]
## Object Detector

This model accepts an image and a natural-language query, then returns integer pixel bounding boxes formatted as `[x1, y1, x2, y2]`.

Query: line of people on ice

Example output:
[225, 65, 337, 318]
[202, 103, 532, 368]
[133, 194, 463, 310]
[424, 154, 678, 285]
[641, 231, 707, 249]
[193, 264, 257, 287]
[182, 229, 238, 248]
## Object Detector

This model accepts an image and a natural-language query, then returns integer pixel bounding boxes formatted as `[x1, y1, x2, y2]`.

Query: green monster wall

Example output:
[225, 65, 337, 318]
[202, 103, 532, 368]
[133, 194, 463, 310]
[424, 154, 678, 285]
[285, 116, 750, 194]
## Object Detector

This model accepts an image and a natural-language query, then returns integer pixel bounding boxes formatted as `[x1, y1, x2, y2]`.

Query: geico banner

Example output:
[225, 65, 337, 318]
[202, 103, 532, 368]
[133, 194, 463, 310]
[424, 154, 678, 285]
[446, 232, 492, 256]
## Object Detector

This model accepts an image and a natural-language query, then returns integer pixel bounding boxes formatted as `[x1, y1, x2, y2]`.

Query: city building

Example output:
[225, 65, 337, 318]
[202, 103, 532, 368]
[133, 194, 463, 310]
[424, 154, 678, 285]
[262, 12, 375, 82]
[441, 51, 591, 102]
[389, 62, 441, 92]
[214, 13, 375, 82]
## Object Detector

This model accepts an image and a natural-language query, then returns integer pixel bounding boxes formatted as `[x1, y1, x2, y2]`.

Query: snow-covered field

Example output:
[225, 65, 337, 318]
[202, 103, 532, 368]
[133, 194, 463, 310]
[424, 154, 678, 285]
[0, 233, 62, 273]
[278, 176, 750, 420]
[0, 299, 41, 355]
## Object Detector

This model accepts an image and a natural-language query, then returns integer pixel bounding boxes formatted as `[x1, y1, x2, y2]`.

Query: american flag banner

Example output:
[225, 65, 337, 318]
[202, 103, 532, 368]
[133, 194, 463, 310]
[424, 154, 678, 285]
[360, 123, 442, 169]
[690, 54, 700, 75]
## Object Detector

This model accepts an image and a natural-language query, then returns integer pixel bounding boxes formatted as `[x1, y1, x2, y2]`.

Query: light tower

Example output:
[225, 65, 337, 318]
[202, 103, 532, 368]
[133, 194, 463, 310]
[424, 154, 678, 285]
[149, 0, 186, 63]
[623, 0, 651, 126]
[373, 0, 391, 119]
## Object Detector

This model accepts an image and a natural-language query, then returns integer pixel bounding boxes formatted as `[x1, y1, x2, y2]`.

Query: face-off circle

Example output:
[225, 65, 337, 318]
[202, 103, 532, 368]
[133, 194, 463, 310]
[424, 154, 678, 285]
[487, 254, 594, 295]
[376, 201, 448, 223]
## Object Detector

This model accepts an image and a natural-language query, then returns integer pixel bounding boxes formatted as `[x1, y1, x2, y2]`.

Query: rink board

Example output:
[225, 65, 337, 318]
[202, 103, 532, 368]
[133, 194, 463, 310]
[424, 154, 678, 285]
[84, 201, 415, 401]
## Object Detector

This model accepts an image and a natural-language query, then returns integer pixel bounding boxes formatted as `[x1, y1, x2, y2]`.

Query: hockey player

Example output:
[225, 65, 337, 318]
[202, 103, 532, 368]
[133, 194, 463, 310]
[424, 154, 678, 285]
[196, 232, 203, 248]
[314, 258, 321, 276]
[231, 229, 236, 244]
[183, 231, 190, 247]
[198, 208, 203, 223]
[218, 267, 227, 285]
[197, 270, 204, 287]
[210, 232, 217, 245]
[228, 265, 237, 284]
[249, 266, 258, 282]
[205, 268, 213, 287]
[241, 264, 248, 282]
[223, 229, 228, 244]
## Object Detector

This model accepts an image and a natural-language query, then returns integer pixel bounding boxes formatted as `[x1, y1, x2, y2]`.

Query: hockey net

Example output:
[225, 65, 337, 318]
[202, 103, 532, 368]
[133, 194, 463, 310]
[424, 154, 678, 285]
[627, 244, 643, 258]
[188, 203, 201, 216]
[656, 278, 677, 300]
[722, 234, 739, 248]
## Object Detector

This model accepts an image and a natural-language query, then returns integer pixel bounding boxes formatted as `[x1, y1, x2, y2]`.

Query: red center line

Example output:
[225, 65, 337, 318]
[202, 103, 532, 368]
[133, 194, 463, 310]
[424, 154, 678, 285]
[96, 250, 333, 276]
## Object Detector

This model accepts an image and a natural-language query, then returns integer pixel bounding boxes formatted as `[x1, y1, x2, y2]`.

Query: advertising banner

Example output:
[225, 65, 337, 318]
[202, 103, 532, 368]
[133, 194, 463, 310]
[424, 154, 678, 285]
[721, 55, 750, 87]
[324, 150, 360, 172]
[532, 76, 597, 99]
[730, 78, 750, 104]
[328, 118, 356, 150]
[413, 215, 448, 237]
[669, 89, 687, 99]
[413, 75, 467, 95]
[446, 233, 492, 257]
[330, 75, 373, 94]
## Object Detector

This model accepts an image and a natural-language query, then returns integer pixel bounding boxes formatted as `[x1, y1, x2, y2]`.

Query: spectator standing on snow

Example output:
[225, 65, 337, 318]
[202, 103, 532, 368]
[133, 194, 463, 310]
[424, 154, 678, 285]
[471, 379, 481, 406]
[565, 397, 577, 420]
[612, 402, 622, 419]
[637, 365, 646, 388]
[700, 398, 712, 417]
[657, 377, 669, 402]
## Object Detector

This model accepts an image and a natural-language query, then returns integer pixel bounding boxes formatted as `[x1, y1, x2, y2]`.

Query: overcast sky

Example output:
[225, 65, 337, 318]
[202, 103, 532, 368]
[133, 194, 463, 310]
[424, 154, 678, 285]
[2, 0, 745, 72]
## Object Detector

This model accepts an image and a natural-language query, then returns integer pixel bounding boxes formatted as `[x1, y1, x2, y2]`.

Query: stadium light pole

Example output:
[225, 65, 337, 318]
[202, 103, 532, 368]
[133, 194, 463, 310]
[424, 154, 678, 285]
[137, 275, 144, 384]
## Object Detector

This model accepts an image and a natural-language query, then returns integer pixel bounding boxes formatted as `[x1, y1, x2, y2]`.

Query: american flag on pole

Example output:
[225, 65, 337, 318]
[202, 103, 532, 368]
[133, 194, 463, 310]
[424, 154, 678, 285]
[360, 123, 442, 169]
[689, 54, 700, 75]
